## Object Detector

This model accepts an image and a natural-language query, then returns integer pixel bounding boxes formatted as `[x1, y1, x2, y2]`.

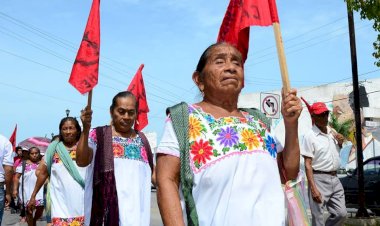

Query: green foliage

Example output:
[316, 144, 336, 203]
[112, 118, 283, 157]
[329, 113, 354, 138]
[346, 0, 380, 67]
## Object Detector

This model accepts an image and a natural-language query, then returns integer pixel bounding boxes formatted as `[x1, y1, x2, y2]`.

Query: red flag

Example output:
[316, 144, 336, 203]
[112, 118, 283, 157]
[127, 64, 149, 131]
[9, 124, 17, 151]
[301, 97, 314, 125]
[69, 0, 100, 94]
[217, 0, 279, 63]
[301, 97, 312, 114]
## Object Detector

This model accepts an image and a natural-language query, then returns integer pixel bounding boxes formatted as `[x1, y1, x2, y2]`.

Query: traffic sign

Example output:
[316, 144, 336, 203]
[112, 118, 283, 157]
[260, 93, 280, 119]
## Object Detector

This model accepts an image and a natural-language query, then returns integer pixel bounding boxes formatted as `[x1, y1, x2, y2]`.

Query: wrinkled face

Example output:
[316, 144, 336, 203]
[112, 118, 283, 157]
[29, 148, 40, 162]
[60, 120, 79, 145]
[111, 96, 137, 134]
[197, 44, 244, 97]
[313, 111, 329, 128]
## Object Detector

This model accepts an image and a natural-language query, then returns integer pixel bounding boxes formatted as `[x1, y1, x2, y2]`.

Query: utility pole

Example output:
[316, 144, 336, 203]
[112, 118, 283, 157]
[346, 4, 369, 218]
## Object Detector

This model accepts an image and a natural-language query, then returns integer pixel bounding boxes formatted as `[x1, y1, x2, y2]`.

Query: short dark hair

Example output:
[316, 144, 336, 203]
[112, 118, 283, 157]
[195, 42, 242, 73]
[110, 91, 137, 112]
[28, 146, 40, 154]
[15, 146, 23, 152]
[58, 117, 82, 142]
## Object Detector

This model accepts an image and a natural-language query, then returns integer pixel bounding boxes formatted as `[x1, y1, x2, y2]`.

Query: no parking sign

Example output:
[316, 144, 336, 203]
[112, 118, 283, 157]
[260, 93, 280, 119]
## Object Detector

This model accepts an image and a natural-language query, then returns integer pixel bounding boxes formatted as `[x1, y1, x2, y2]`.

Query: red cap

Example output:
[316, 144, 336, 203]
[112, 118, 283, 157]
[310, 102, 329, 115]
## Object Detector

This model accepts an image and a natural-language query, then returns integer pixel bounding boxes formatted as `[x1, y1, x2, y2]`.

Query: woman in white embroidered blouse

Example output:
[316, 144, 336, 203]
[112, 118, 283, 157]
[156, 42, 303, 226]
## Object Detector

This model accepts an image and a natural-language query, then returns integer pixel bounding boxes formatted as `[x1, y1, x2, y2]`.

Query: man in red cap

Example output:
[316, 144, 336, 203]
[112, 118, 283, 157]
[301, 101, 347, 226]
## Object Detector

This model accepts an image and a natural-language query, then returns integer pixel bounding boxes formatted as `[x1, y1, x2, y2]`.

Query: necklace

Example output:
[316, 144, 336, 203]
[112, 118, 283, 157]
[112, 126, 135, 138]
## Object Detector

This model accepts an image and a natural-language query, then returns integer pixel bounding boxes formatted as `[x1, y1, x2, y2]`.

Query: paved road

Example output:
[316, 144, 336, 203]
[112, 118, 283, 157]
[2, 191, 163, 226]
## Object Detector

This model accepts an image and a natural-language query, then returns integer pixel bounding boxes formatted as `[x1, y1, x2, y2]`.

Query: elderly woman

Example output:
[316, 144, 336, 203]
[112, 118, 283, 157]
[28, 117, 86, 225]
[156, 42, 302, 226]
[13, 147, 44, 226]
[77, 91, 154, 226]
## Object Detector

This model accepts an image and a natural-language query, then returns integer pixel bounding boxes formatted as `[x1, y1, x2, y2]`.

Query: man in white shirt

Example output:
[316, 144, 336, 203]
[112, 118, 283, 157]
[0, 134, 14, 224]
[301, 102, 347, 226]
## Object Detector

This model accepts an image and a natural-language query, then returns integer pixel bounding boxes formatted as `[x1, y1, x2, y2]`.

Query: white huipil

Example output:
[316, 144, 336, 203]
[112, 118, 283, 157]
[84, 130, 151, 226]
[157, 104, 285, 226]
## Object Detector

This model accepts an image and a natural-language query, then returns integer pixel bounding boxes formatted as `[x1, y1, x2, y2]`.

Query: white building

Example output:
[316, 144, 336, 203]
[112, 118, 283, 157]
[238, 77, 380, 169]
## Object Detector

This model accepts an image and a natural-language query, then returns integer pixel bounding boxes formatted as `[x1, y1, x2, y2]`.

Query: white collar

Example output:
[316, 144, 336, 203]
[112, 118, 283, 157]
[312, 124, 331, 135]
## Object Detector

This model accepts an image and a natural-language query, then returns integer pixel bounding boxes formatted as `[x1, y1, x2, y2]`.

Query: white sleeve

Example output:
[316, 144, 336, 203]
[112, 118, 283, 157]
[88, 128, 97, 164]
[15, 165, 22, 174]
[301, 132, 314, 158]
[2, 139, 14, 166]
[274, 135, 283, 153]
[157, 117, 180, 158]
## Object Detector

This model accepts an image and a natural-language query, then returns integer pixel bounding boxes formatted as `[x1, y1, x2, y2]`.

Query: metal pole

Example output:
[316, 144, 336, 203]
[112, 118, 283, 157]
[346, 4, 369, 217]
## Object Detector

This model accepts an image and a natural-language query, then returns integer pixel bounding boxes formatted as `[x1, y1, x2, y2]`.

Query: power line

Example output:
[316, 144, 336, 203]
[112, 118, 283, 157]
[248, 16, 347, 57]
[0, 11, 194, 97]
[298, 69, 380, 94]
[246, 23, 372, 67]
[0, 22, 185, 103]
[0, 80, 166, 120]
[0, 48, 176, 106]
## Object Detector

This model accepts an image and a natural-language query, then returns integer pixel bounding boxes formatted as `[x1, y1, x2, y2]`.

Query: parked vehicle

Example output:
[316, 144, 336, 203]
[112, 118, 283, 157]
[339, 156, 380, 215]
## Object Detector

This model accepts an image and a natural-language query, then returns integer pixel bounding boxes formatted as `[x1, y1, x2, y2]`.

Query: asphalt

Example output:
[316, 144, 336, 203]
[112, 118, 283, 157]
[3, 193, 378, 226]
[2, 191, 163, 226]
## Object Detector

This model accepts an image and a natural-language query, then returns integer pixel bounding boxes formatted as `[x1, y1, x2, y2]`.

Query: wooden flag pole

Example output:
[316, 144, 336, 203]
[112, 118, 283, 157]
[273, 22, 291, 94]
[87, 90, 93, 109]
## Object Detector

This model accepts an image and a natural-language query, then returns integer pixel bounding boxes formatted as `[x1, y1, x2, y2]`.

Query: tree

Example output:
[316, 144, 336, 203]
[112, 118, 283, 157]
[329, 113, 354, 140]
[346, 0, 380, 67]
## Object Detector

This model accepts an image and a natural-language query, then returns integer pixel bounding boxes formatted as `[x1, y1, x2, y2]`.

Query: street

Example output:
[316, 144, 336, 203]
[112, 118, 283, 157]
[2, 191, 163, 226]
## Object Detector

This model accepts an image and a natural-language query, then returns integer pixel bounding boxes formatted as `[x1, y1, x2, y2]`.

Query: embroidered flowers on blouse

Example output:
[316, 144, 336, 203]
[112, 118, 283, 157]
[89, 129, 148, 164]
[188, 105, 277, 172]
[52, 216, 84, 226]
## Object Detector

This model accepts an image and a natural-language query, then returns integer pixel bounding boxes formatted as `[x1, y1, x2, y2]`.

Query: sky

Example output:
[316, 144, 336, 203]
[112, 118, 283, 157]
[1, 0, 379, 144]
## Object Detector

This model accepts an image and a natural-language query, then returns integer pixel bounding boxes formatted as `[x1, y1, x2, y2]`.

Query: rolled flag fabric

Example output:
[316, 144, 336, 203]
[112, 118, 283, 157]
[301, 97, 312, 114]
[69, 0, 100, 94]
[301, 97, 314, 124]
[127, 64, 149, 131]
[217, 0, 280, 63]
[9, 124, 17, 151]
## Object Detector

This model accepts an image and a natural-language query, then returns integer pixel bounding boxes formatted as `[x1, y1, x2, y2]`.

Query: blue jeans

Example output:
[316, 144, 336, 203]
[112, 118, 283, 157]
[0, 186, 5, 225]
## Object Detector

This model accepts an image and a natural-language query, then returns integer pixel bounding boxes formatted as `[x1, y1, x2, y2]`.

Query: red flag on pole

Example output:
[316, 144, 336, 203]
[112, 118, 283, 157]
[69, 0, 100, 94]
[127, 64, 149, 131]
[217, 0, 279, 63]
[9, 124, 17, 151]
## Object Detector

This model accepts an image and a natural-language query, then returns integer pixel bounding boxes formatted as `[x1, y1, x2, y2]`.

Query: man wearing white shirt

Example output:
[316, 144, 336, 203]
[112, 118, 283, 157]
[0, 134, 14, 224]
[302, 102, 347, 226]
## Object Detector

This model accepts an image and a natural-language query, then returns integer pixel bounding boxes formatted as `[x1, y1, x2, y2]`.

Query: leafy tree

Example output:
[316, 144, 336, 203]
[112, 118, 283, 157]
[329, 113, 354, 139]
[346, 0, 380, 67]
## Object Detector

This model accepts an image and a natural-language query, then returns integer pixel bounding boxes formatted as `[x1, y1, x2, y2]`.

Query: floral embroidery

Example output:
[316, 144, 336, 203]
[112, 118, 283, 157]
[125, 144, 141, 159]
[53, 148, 76, 164]
[223, 117, 234, 124]
[241, 129, 260, 150]
[112, 136, 148, 163]
[25, 199, 44, 207]
[24, 163, 38, 173]
[188, 105, 275, 172]
[141, 147, 148, 162]
[191, 139, 213, 166]
[113, 143, 124, 157]
[205, 114, 215, 123]
[52, 216, 84, 226]
[265, 135, 277, 157]
[90, 129, 149, 164]
[69, 150, 76, 159]
[189, 116, 202, 140]
[216, 126, 239, 147]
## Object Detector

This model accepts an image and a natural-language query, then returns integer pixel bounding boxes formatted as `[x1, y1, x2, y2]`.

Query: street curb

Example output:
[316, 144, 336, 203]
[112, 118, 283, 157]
[344, 217, 380, 226]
